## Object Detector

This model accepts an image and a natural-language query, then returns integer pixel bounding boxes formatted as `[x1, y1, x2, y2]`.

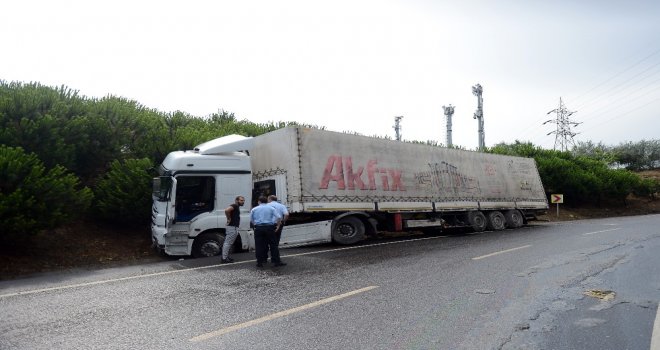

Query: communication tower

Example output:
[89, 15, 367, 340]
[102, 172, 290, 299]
[472, 84, 485, 151]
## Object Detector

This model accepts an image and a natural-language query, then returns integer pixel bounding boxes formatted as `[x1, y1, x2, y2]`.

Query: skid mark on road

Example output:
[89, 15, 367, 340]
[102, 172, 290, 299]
[472, 245, 532, 260]
[189, 286, 379, 342]
[583, 228, 621, 235]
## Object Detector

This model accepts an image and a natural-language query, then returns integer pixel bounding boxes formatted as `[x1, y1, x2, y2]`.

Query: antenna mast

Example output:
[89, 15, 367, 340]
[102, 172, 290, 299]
[393, 116, 403, 141]
[442, 105, 455, 147]
[472, 84, 485, 151]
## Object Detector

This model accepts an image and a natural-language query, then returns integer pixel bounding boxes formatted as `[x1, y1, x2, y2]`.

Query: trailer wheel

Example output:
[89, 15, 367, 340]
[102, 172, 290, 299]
[486, 211, 506, 231]
[504, 210, 524, 228]
[332, 216, 365, 245]
[467, 211, 487, 232]
[192, 232, 225, 258]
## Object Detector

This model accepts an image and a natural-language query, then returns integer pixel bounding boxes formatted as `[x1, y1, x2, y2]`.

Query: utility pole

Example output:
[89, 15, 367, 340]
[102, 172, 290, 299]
[543, 97, 580, 151]
[393, 116, 403, 141]
[472, 84, 485, 151]
[442, 104, 455, 147]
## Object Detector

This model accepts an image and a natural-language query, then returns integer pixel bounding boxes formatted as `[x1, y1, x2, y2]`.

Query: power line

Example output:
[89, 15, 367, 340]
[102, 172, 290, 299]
[566, 47, 660, 107]
[514, 47, 660, 146]
[572, 58, 660, 112]
[578, 75, 660, 126]
[580, 95, 660, 138]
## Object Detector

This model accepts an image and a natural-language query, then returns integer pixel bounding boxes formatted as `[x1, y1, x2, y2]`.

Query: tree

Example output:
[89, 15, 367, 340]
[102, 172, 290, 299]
[572, 140, 616, 164]
[93, 158, 155, 226]
[612, 140, 660, 171]
[0, 145, 92, 239]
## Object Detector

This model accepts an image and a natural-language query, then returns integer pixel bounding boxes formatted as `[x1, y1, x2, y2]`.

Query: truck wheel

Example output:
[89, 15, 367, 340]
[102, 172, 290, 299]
[192, 232, 225, 258]
[486, 211, 506, 231]
[504, 210, 523, 228]
[332, 216, 365, 245]
[467, 211, 487, 232]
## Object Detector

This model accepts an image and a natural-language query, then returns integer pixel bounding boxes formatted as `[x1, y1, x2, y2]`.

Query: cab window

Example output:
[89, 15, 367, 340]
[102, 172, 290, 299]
[175, 176, 215, 222]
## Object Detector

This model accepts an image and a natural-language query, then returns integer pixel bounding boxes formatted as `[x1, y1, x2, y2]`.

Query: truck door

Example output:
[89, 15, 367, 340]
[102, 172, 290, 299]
[166, 177, 177, 227]
[174, 176, 215, 222]
[164, 177, 193, 255]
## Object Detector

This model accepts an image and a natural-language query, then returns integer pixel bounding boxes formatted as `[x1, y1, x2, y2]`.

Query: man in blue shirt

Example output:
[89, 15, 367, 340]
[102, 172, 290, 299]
[250, 195, 284, 267]
[268, 195, 289, 245]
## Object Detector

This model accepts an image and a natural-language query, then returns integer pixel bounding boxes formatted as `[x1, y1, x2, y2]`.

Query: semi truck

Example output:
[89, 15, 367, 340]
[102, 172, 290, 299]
[151, 127, 548, 257]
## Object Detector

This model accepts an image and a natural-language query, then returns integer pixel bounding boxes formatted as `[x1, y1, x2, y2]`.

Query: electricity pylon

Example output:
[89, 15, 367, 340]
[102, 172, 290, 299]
[543, 97, 580, 151]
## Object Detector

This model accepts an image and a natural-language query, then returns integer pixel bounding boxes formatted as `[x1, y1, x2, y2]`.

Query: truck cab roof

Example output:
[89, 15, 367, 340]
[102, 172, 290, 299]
[160, 151, 251, 175]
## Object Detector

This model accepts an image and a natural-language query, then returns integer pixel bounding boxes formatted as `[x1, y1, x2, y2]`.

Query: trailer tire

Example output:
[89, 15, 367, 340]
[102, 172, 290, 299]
[332, 216, 365, 245]
[486, 211, 506, 231]
[467, 211, 487, 232]
[504, 210, 524, 228]
[192, 232, 225, 258]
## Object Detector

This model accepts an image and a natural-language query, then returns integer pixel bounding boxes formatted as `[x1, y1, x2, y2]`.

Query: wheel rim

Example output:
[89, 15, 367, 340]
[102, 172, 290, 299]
[494, 215, 504, 228]
[199, 241, 221, 256]
[337, 223, 356, 238]
[513, 213, 522, 225]
[507, 211, 523, 227]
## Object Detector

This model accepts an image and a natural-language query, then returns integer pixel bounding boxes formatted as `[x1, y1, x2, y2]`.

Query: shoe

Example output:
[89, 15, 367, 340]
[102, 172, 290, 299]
[256, 263, 264, 267]
[273, 262, 287, 267]
[226, 257, 235, 262]
[221, 259, 231, 264]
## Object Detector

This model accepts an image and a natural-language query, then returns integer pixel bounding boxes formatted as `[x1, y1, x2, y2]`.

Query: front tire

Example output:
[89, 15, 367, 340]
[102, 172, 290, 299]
[332, 216, 365, 245]
[192, 232, 225, 258]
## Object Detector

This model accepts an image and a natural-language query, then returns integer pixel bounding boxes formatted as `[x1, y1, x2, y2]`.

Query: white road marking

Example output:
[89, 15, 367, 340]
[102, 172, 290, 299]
[583, 228, 621, 235]
[651, 303, 660, 350]
[471, 245, 532, 260]
[0, 236, 447, 299]
[189, 285, 379, 342]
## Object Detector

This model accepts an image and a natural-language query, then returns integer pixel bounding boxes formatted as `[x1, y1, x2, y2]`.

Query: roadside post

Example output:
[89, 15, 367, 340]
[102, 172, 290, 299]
[550, 194, 564, 217]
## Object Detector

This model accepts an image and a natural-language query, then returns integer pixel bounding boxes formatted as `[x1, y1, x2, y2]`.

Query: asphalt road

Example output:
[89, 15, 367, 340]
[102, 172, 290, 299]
[1, 214, 659, 349]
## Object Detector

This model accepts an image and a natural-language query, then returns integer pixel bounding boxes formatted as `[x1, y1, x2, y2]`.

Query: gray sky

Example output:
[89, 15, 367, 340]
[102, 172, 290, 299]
[3, 0, 660, 150]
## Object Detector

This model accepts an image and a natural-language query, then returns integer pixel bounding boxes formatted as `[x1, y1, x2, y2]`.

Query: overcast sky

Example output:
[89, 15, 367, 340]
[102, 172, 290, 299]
[3, 0, 660, 150]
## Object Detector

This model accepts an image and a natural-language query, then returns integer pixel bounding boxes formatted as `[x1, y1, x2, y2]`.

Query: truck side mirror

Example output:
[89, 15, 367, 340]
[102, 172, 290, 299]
[153, 176, 172, 201]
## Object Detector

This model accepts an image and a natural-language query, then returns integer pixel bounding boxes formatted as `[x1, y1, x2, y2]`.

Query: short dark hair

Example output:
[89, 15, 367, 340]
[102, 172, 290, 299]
[235, 196, 245, 201]
[268, 195, 278, 201]
[258, 196, 268, 204]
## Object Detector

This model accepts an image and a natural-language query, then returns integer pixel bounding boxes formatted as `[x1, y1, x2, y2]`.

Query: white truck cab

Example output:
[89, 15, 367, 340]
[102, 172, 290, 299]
[151, 135, 256, 257]
[151, 133, 333, 257]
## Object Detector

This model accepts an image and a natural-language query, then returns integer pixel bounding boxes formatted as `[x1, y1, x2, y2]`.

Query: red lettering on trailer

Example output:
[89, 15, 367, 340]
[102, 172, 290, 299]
[319, 156, 406, 191]
[345, 157, 367, 190]
[320, 155, 346, 189]
[366, 160, 378, 190]
[389, 169, 405, 191]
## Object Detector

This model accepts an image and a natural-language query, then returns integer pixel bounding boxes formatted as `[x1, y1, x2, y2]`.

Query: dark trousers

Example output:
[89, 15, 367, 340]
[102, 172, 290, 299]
[275, 224, 284, 245]
[254, 225, 281, 264]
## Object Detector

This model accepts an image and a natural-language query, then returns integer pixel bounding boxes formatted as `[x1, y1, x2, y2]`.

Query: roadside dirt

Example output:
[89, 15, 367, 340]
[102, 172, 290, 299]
[0, 223, 160, 280]
[538, 195, 660, 222]
[2, 193, 659, 281]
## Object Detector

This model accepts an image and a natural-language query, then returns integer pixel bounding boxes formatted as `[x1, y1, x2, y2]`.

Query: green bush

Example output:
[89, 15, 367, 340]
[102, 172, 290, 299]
[93, 158, 154, 226]
[491, 142, 650, 206]
[0, 145, 92, 238]
[633, 178, 660, 199]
